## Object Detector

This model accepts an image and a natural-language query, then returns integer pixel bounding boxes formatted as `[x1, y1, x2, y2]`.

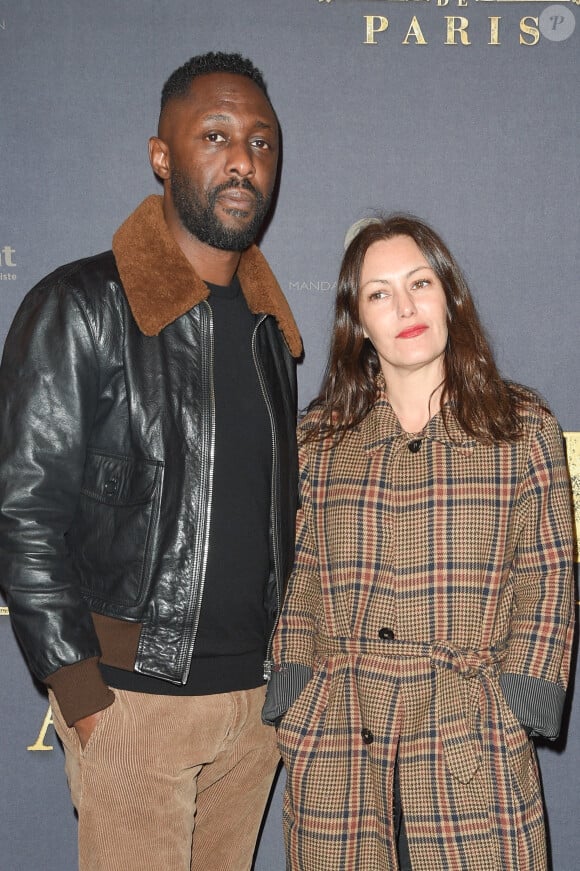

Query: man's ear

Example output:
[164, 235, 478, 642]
[149, 137, 170, 180]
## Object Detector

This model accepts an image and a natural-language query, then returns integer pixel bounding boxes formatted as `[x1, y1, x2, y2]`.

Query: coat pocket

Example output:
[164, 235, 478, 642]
[68, 450, 163, 611]
[277, 668, 328, 770]
[496, 682, 536, 800]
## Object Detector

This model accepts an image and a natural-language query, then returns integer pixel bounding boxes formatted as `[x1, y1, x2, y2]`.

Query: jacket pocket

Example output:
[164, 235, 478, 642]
[68, 450, 163, 611]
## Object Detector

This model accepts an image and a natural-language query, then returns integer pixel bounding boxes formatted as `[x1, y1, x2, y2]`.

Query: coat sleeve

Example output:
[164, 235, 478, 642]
[499, 411, 575, 739]
[263, 439, 322, 725]
[0, 273, 115, 724]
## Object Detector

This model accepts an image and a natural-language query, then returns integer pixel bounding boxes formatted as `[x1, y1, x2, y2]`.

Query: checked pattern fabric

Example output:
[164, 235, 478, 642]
[273, 394, 574, 870]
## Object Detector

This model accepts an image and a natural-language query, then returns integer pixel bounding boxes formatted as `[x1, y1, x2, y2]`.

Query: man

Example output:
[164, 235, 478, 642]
[0, 52, 301, 871]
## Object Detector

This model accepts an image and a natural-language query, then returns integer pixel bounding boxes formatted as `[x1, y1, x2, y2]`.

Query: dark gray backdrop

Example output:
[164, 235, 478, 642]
[1, 1, 578, 868]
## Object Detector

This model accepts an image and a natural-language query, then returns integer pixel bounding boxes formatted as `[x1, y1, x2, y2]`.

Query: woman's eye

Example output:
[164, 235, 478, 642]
[412, 279, 430, 290]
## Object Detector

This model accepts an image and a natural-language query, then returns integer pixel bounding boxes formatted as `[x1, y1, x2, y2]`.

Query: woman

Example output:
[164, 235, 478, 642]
[263, 215, 575, 870]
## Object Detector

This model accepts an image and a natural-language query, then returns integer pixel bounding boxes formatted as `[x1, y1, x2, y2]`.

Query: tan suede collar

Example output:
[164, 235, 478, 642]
[112, 195, 302, 357]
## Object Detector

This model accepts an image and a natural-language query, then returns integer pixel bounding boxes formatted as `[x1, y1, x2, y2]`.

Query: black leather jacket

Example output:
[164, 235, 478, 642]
[0, 197, 301, 724]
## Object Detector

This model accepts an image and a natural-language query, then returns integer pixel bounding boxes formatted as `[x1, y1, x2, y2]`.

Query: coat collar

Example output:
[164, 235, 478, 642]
[359, 391, 476, 455]
[111, 195, 302, 357]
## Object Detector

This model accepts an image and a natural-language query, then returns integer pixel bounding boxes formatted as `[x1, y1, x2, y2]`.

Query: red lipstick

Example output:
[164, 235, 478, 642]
[396, 325, 428, 339]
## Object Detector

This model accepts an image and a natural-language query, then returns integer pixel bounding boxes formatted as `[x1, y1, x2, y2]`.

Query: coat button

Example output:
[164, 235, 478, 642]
[361, 728, 374, 745]
[378, 627, 395, 641]
[408, 438, 422, 453]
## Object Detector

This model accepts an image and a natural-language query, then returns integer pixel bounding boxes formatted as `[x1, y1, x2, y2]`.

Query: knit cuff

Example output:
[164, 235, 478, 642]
[44, 656, 115, 726]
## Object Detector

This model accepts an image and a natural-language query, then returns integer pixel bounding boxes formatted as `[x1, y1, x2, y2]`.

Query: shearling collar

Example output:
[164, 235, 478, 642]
[112, 195, 302, 357]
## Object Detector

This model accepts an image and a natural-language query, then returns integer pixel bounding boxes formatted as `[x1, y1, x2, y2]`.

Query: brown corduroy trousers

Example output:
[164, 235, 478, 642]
[50, 685, 280, 871]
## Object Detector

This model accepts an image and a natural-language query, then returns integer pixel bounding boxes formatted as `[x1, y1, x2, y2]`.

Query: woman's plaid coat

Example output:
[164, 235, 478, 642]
[269, 393, 574, 870]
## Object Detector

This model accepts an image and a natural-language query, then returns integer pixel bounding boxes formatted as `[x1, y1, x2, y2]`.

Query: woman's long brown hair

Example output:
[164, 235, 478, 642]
[305, 214, 540, 444]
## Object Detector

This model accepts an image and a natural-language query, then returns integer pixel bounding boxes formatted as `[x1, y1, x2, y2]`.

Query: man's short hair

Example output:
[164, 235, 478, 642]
[161, 51, 270, 112]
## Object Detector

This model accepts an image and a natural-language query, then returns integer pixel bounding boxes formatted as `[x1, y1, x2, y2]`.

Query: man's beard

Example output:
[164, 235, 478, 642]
[170, 170, 271, 252]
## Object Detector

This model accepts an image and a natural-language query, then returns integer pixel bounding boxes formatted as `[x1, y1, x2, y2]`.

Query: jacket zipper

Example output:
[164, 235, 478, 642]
[252, 315, 281, 681]
[178, 300, 216, 681]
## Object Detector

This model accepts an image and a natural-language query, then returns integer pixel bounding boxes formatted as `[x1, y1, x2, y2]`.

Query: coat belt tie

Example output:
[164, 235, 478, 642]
[314, 634, 508, 784]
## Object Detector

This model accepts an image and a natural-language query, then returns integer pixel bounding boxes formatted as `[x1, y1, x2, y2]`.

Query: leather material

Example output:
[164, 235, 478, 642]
[0, 249, 298, 687]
